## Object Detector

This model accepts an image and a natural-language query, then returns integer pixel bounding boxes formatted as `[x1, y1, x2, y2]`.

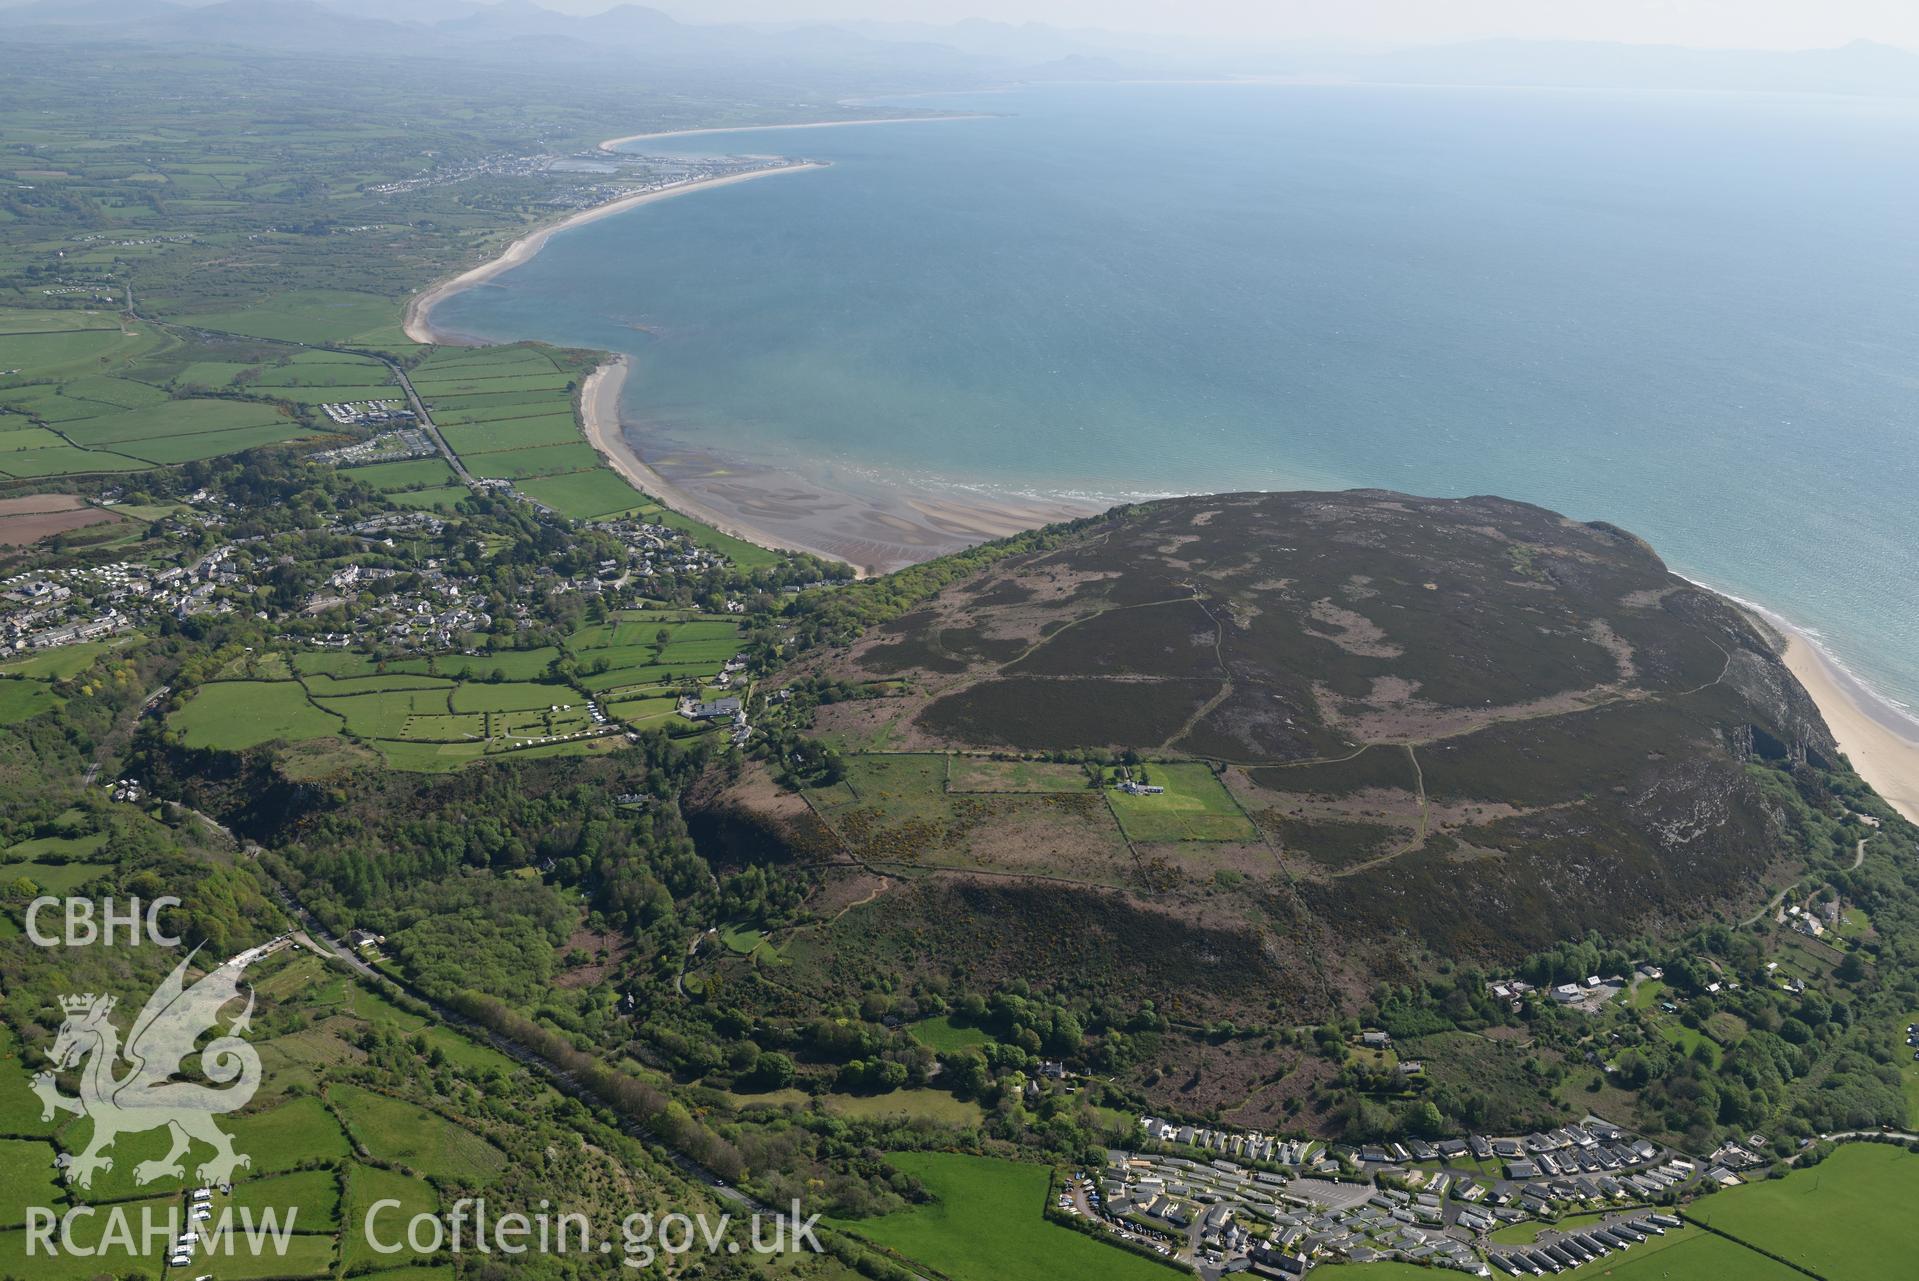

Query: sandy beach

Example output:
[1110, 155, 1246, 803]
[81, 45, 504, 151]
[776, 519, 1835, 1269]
[1777, 631, 1919, 824]
[580, 355, 1099, 576]
[598, 114, 992, 152]
[578, 356, 845, 566]
[402, 163, 825, 344]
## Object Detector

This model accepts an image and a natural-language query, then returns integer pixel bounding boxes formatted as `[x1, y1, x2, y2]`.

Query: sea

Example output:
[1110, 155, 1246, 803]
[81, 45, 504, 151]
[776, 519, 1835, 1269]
[429, 81, 1919, 725]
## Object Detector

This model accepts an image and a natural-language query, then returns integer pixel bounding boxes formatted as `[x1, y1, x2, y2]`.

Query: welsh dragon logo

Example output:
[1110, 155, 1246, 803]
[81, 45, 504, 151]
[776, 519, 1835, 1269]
[31, 948, 261, 1189]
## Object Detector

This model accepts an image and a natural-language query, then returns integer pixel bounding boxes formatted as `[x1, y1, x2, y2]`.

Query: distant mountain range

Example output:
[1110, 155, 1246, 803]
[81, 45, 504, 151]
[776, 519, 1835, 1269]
[3, 0, 1916, 97]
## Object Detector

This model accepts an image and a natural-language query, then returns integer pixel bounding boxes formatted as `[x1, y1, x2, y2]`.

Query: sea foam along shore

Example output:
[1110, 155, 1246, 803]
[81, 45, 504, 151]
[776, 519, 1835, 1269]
[576, 355, 857, 570]
[402, 162, 825, 344]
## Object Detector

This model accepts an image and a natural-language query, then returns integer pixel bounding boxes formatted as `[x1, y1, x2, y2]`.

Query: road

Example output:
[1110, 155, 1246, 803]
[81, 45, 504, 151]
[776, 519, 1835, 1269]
[1740, 840, 1868, 928]
[123, 283, 476, 492]
[269, 884, 775, 1216]
[1786, 1128, 1919, 1163]
[382, 358, 475, 487]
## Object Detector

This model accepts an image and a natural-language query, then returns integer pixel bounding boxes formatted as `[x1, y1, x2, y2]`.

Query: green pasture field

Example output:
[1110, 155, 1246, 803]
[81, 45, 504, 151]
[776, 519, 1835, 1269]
[0, 445, 148, 477]
[118, 421, 321, 465]
[198, 1233, 336, 1280]
[58, 397, 285, 446]
[328, 1083, 506, 1185]
[0, 425, 69, 451]
[447, 680, 577, 714]
[317, 687, 459, 738]
[343, 1164, 439, 1268]
[821, 1091, 984, 1126]
[515, 467, 651, 520]
[0, 1195, 176, 1281]
[0, 1138, 63, 1225]
[908, 1015, 993, 1052]
[411, 371, 572, 397]
[424, 389, 577, 422]
[1104, 762, 1257, 842]
[947, 757, 1092, 793]
[173, 360, 262, 388]
[0, 679, 64, 724]
[462, 441, 601, 479]
[341, 458, 458, 492]
[603, 693, 681, 724]
[253, 384, 399, 406]
[4, 831, 109, 859]
[0, 1026, 53, 1133]
[387, 484, 467, 510]
[579, 664, 718, 694]
[1686, 1141, 1919, 1279]
[230, 1168, 343, 1231]
[180, 289, 399, 345]
[440, 414, 580, 454]
[0, 861, 108, 896]
[0, 325, 134, 376]
[388, 647, 560, 681]
[246, 354, 392, 386]
[302, 673, 454, 696]
[170, 680, 342, 749]
[60, 375, 168, 409]
[832, 1151, 1166, 1281]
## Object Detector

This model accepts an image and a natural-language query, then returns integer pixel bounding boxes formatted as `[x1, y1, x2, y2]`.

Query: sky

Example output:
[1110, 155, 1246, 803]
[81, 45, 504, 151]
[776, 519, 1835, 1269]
[613, 0, 1919, 51]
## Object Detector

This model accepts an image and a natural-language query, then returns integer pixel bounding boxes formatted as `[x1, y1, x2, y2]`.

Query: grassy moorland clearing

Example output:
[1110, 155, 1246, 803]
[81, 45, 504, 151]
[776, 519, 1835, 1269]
[907, 1014, 993, 1051]
[0, 640, 124, 679]
[803, 751, 1136, 883]
[946, 756, 1091, 793]
[1686, 1142, 1919, 1279]
[821, 1091, 985, 1126]
[1103, 762, 1258, 841]
[0, 861, 112, 896]
[832, 1152, 1167, 1281]
[328, 1083, 507, 1186]
[0, 678, 64, 724]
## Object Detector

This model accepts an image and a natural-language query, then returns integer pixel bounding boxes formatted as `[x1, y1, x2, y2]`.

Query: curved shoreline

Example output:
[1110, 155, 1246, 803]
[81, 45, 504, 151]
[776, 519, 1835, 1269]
[1779, 629, 1919, 824]
[597, 113, 992, 152]
[402, 162, 826, 345]
[577, 355, 856, 571]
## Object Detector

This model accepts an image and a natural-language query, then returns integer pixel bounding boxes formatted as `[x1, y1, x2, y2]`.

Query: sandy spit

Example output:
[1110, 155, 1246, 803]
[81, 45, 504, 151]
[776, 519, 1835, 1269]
[597, 114, 992, 152]
[402, 163, 825, 345]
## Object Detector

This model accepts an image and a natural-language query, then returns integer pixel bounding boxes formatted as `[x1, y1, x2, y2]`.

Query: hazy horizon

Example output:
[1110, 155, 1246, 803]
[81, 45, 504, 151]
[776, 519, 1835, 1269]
[44, 0, 1919, 53]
